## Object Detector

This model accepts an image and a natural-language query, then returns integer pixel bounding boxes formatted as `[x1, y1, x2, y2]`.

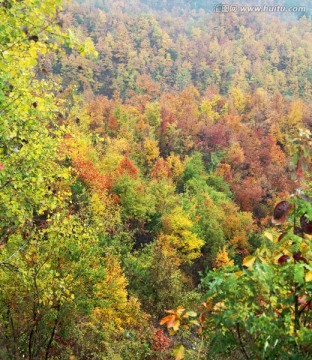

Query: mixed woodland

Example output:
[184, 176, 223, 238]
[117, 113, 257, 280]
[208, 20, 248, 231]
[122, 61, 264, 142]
[0, 0, 312, 358]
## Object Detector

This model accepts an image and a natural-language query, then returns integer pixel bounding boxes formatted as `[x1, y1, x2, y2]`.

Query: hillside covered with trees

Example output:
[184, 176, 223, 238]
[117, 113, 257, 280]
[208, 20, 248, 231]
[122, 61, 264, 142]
[0, 0, 312, 359]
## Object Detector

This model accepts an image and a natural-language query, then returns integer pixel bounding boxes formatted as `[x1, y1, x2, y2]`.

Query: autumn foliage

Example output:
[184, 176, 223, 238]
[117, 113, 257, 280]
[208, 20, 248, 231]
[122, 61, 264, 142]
[1, 0, 311, 359]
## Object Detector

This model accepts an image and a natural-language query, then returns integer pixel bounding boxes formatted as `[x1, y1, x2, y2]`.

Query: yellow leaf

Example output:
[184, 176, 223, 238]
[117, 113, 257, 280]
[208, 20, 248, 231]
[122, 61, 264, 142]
[29, 47, 37, 58]
[173, 319, 180, 331]
[213, 302, 226, 311]
[173, 344, 185, 360]
[234, 270, 244, 278]
[305, 270, 312, 282]
[176, 306, 185, 316]
[264, 231, 274, 242]
[190, 320, 200, 326]
[243, 255, 256, 268]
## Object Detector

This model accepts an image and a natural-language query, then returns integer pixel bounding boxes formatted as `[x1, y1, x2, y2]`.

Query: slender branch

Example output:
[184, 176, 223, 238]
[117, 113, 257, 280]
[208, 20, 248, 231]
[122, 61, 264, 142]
[0, 244, 27, 266]
[45, 305, 61, 360]
[297, 192, 312, 204]
[0, 179, 12, 190]
[197, 334, 204, 360]
[0, 93, 23, 114]
[8, 307, 18, 359]
[293, 202, 296, 230]
[303, 308, 310, 327]
[28, 310, 36, 360]
[294, 292, 300, 333]
[29, 271, 39, 360]
[236, 323, 249, 360]
[299, 299, 311, 316]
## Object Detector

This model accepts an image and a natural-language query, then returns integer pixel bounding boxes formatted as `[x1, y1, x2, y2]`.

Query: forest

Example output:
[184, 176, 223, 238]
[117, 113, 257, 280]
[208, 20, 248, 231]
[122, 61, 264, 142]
[0, 0, 312, 359]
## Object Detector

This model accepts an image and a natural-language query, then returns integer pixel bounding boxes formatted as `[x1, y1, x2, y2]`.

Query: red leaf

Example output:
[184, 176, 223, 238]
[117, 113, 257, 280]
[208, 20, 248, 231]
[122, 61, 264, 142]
[292, 251, 306, 263]
[278, 232, 287, 242]
[272, 201, 292, 225]
[300, 215, 312, 235]
[294, 226, 304, 237]
[278, 255, 290, 264]
[293, 252, 301, 261]
[116, 156, 138, 179]
[0, 164, 4, 170]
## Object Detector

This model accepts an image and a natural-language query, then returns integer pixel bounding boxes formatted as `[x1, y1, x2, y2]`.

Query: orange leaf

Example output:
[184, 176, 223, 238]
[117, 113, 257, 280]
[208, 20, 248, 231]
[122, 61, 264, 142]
[159, 314, 175, 329]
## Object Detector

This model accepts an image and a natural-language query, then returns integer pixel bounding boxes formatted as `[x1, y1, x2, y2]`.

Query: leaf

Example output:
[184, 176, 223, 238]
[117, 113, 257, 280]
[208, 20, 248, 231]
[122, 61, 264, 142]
[278, 255, 290, 265]
[159, 315, 175, 329]
[264, 231, 274, 242]
[272, 201, 292, 225]
[186, 311, 197, 317]
[169, 328, 176, 336]
[293, 252, 301, 261]
[243, 255, 256, 268]
[176, 306, 186, 316]
[294, 226, 304, 237]
[214, 302, 226, 311]
[300, 214, 312, 235]
[173, 344, 185, 360]
[278, 232, 287, 242]
[190, 319, 201, 326]
[294, 264, 305, 285]
[305, 270, 312, 282]
[234, 270, 244, 278]
[173, 319, 180, 331]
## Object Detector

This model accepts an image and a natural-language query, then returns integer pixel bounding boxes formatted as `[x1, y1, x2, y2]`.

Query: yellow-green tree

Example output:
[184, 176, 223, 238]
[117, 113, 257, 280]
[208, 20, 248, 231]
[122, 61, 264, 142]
[0, 2, 147, 359]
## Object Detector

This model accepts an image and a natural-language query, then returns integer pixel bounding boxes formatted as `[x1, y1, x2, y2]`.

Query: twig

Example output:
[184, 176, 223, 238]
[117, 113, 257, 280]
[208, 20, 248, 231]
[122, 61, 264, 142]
[0, 179, 12, 190]
[236, 323, 249, 360]
[0, 243, 27, 266]
[45, 304, 61, 360]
